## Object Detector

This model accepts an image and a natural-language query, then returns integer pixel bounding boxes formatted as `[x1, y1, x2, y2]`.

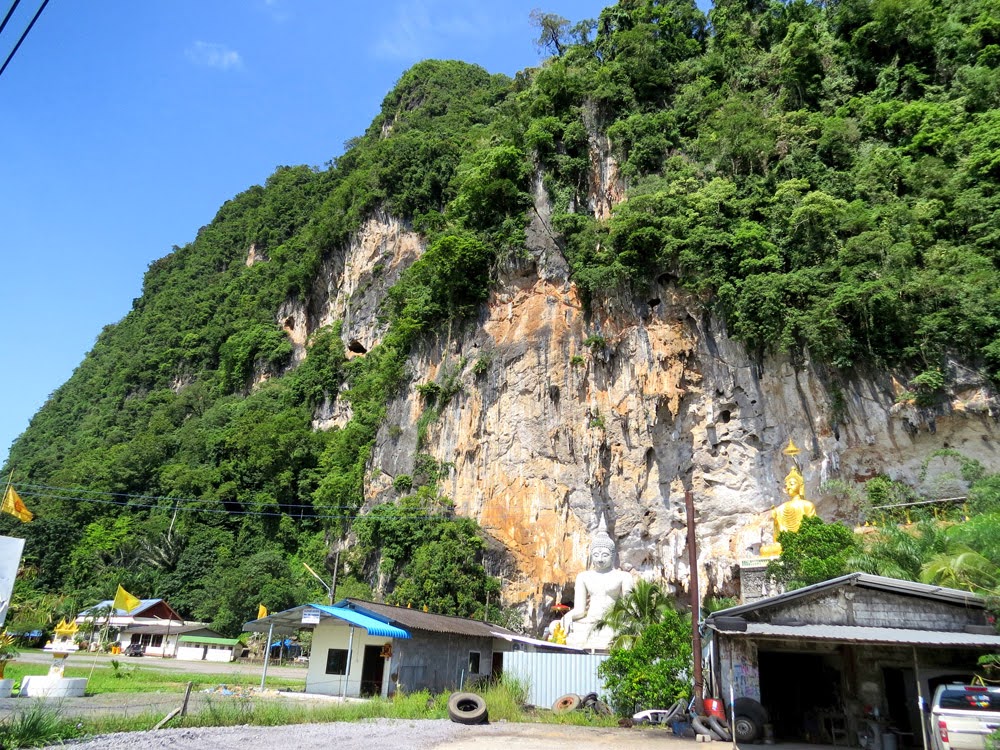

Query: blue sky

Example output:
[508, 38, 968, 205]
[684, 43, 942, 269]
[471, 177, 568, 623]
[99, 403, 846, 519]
[0, 0, 618, 469]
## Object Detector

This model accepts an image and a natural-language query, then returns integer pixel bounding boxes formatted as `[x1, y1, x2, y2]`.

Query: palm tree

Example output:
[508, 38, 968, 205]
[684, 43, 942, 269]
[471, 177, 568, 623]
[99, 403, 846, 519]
[846, 521, 948, 581]
[593, 579, 675, 650]
[921, 544, 999, 593]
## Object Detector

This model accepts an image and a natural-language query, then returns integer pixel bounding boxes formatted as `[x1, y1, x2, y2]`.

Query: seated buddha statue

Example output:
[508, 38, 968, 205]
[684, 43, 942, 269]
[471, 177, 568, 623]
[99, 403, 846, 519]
[561, 516, 633, 650]
[760, 466, 817, 557]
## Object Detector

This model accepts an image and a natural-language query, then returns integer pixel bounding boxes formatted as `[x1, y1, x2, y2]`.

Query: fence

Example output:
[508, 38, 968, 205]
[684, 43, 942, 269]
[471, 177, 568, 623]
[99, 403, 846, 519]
[502, 651, 608, 708]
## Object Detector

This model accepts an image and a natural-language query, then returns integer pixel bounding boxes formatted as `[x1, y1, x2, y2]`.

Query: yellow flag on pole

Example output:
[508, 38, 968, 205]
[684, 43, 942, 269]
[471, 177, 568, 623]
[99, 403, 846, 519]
[1, 486, 32, 522]
[112, 585, 141, 613]
[257, 604, 268, 619]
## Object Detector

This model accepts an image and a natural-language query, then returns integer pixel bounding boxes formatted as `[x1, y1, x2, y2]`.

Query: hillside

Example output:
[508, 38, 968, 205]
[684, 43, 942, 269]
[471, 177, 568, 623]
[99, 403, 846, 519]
[5, 0, 1000, 636]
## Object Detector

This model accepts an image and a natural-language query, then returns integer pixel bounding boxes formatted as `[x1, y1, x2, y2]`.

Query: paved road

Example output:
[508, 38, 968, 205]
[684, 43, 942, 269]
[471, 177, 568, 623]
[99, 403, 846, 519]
[38, 718, 847, 750]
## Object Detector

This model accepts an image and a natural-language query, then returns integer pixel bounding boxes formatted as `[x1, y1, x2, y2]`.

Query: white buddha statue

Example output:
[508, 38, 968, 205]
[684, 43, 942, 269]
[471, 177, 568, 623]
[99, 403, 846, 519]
[561, 515, 633, 650]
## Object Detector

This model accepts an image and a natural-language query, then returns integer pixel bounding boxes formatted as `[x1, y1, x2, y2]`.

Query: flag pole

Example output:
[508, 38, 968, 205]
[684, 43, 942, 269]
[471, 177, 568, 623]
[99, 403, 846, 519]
[88, 603, 112, 681]
[2, 469, 14, 501]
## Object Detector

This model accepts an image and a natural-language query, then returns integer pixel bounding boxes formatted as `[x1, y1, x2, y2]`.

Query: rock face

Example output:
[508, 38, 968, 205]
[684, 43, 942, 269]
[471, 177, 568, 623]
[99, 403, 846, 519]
[282, 184, 1000, 634]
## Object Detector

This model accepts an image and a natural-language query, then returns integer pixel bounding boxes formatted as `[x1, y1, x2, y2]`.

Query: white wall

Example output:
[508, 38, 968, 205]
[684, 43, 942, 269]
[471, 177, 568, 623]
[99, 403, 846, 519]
[176, 643, 236, 662]
[177, 645, 204, 661]
[306, 623, 393, 697]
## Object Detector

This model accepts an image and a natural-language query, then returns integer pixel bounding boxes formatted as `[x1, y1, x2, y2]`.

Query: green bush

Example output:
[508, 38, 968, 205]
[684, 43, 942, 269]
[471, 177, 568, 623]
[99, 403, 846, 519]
[598, 614, 693, 716]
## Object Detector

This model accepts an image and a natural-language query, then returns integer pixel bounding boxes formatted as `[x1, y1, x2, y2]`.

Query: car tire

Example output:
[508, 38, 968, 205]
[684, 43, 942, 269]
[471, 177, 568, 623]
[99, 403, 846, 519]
[733, 697, 768, 741]
[709, 715, 733, 741]
[447, 692, 488, 725]
[663, 699, 685, 723]
[733, 714, 762, 742]
[552, 693, 581, 713]
[692, 715, 720, 739]
[591, 700, 612, 716]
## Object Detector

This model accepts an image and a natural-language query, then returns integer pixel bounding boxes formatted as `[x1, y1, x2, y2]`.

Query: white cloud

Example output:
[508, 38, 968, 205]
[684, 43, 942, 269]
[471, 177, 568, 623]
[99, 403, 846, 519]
[185, 41, 244, 71]
[372, 0, 492, 61]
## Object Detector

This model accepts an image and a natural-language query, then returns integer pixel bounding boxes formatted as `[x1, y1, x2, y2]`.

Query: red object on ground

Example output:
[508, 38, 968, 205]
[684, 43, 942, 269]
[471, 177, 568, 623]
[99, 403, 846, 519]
[704, 698, 726, 719]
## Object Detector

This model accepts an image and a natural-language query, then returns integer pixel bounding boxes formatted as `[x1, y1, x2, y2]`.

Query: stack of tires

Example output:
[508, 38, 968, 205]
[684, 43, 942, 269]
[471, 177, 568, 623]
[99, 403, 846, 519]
[692, 698, 768, 742]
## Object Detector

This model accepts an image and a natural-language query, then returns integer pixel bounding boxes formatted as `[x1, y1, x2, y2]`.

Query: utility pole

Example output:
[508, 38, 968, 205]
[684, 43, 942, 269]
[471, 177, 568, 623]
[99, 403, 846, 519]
[330, 551, 339, 605]
[685, 489, 704, 715]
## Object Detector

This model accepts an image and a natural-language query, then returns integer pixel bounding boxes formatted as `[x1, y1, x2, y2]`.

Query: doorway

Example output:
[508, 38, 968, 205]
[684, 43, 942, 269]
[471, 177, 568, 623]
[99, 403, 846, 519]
[759, 650, 844, 741]
[360, 645, 386, 697]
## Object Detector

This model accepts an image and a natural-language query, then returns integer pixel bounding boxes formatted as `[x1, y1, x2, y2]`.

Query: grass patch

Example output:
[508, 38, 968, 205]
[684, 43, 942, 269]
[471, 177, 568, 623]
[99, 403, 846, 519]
[3, 662, 302, 695]
[0, 671, 616, 747]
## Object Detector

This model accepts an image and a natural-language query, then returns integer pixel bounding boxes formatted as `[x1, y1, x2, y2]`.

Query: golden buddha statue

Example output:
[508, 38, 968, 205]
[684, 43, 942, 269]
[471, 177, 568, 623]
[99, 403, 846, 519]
[760, 465, 817, 557]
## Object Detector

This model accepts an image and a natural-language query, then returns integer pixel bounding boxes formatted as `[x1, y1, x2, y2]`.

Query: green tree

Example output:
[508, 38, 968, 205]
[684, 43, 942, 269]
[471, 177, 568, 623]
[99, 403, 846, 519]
[598, 612, 692, 716]
[593, 578, 673, 650]
[767, 516, 860, 588]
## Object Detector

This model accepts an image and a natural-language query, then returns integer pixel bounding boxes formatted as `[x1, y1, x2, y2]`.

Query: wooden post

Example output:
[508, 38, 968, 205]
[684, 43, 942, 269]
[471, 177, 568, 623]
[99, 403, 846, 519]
[686, 489, 704, 715]
[180, 681, 193, 716]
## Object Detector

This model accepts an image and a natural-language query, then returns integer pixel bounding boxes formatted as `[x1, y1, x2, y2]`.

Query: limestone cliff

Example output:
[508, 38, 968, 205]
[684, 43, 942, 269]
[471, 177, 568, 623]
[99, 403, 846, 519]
[279, 179, 1000, 633]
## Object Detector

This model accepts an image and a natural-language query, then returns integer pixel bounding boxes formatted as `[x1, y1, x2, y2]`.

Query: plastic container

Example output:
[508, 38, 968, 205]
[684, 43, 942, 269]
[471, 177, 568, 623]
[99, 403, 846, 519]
[671, 720, 693, 737]
[704, 698, 726, 719]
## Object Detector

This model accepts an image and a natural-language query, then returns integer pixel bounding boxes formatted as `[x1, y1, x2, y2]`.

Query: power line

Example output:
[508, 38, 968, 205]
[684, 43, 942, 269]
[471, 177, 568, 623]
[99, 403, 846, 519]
[14, 482, 486, 523]
[0, 1, 25, 38]
[0, 0, 50, 80]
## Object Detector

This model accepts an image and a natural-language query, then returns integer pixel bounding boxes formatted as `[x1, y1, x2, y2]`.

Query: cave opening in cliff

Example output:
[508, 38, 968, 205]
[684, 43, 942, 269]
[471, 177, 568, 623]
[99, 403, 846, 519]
[348, 339, 368, 354]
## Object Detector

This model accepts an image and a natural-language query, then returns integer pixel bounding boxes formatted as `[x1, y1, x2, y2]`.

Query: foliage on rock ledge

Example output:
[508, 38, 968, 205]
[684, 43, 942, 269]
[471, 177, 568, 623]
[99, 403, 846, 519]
[5, 0, 1000, 634]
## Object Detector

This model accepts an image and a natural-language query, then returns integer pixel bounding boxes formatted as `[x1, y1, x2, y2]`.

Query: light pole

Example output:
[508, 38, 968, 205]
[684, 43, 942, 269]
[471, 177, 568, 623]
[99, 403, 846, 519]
[303, 560, 336, 605]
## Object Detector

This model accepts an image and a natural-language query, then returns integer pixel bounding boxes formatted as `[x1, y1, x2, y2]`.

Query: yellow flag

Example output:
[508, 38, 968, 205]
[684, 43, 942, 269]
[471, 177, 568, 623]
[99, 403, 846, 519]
[257, 604, 268, 619]
[1, 486, 32, 522]
[112, 584, 141, 613]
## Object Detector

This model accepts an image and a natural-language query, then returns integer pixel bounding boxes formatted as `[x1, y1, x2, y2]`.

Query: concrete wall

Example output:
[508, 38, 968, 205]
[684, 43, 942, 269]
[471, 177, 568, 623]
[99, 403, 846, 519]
[306, 623, 392, 697]
[387, 631, 497, 695]
[762, 588, 986, 630]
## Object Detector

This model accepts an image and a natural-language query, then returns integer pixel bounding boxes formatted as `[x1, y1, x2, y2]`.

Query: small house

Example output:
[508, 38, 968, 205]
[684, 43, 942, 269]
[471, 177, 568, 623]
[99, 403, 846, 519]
[245, 598, 573, 698]
[705, 573, 1000, 745]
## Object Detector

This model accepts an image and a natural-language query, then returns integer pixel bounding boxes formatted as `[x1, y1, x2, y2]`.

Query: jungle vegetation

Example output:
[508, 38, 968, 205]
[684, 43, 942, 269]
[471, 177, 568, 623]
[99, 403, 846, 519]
[4, 0, 1000, 636]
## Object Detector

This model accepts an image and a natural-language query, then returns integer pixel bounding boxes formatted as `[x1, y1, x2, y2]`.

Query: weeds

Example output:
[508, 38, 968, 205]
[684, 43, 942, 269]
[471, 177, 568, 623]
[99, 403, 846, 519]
[0, 702, 80, 748]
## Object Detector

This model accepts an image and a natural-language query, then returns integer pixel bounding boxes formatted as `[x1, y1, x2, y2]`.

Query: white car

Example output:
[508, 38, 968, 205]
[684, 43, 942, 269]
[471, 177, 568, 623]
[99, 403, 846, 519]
[930, 684, 1000, 750]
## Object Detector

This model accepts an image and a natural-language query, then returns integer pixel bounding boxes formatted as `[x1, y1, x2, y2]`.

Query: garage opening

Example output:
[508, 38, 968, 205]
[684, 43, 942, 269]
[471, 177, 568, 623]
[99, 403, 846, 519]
[759, 650, 844, 742]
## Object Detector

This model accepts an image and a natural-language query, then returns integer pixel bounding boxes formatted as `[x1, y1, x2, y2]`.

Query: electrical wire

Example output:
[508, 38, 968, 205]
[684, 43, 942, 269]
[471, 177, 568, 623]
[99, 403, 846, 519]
[0, 0, 50, 80]
[0, 0, 24, 38]
[13, 481, 488, 522]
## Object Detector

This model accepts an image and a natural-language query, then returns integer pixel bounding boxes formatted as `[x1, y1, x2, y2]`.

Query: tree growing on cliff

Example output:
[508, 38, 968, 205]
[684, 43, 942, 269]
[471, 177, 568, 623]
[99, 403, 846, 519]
[767, 516, 860, 589]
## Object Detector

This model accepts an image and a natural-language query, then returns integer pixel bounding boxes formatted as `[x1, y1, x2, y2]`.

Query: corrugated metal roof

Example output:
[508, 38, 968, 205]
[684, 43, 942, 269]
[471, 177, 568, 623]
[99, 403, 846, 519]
[244, 604, 411, 639]
[313, 604, 410, 639]
[491, 632, 587, 653]
[78, 598, 164, 617]
[178, 635, 240, 646]
[708, 573, 984, 621]
[708, 622, 1000, 648]
[344, 599, 518, 639]
[122, 623, 208, 636]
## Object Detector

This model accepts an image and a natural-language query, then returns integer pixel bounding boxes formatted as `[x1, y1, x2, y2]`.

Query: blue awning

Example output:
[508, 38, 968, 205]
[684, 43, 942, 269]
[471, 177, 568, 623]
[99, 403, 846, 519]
[314, 604, 410, 639]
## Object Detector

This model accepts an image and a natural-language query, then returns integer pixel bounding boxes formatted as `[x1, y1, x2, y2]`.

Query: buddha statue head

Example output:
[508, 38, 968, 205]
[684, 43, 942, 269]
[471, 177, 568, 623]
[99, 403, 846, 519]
[589, 515, 615, 572]
[784, 466, 806, 501]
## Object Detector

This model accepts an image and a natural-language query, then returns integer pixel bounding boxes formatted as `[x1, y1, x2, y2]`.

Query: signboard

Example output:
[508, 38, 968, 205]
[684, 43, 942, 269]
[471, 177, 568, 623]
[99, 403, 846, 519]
[0, 535, 26, 628]
[301, 608, 321, 625]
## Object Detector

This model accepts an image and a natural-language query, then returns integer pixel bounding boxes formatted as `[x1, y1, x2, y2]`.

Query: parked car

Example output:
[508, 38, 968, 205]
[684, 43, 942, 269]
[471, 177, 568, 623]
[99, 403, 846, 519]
[123, 642, 145, 657]
[930, 684, 1000, 750]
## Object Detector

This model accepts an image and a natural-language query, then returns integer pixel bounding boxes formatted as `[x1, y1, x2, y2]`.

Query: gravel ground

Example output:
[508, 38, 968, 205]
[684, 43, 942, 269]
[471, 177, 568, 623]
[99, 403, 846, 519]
[40, 718, 700, 750]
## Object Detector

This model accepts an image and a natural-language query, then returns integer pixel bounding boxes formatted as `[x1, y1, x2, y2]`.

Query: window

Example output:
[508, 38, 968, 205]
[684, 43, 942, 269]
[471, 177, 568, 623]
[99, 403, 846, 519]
[468, 652, 481, 674]
[326, 648, 349, 675]
[152, 635, 163, 647]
